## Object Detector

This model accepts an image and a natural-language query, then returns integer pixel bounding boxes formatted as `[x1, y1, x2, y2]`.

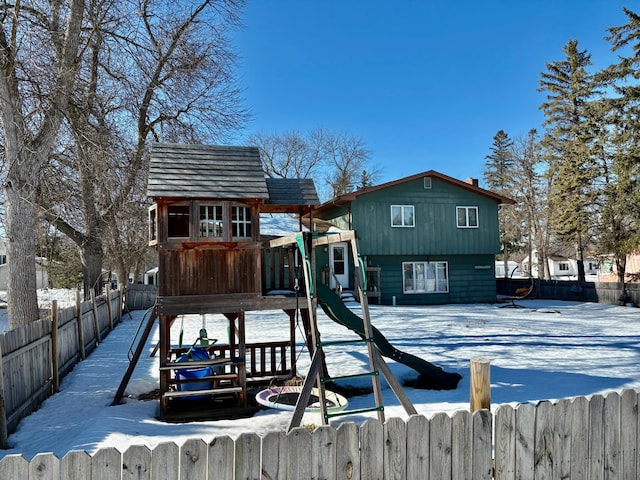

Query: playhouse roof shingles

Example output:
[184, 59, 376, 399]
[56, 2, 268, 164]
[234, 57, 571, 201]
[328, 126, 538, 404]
[265, 178, 320, 207]
[148, 143, 270, 200]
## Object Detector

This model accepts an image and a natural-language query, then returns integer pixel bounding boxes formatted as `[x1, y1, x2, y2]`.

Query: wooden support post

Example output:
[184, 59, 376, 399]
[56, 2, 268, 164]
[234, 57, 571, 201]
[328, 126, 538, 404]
[470, 357, 491, 412]
[76, 289, 85, 360]
[0, 341, 8, 449]
[51, 300, 59, 393]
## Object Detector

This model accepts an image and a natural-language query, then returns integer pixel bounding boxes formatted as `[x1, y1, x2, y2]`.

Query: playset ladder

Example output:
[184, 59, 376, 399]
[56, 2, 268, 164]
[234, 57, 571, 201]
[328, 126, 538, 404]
[285, 232, 386, 430]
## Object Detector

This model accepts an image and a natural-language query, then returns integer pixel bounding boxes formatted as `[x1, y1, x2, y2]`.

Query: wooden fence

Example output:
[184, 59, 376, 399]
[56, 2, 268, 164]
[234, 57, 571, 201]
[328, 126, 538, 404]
[0, 389, 637, 479]
[497, 278, 640, 306]
[0, 289, 123, 437]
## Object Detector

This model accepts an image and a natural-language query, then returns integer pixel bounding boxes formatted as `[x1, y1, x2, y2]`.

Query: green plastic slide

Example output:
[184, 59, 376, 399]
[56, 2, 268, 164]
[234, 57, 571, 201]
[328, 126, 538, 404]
[316, 283, 462, 390]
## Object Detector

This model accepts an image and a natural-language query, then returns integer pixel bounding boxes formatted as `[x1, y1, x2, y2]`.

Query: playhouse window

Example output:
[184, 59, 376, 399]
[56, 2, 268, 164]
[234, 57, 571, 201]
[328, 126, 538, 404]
[456, 206, 478, 228]
[391, 205, 414, 227]
[403, 261, 449, 294]
[199, 204, 223, 238]
[148, 205, 157, 244]
[231, 206, 252, 238]
[167, 205, 190, 238]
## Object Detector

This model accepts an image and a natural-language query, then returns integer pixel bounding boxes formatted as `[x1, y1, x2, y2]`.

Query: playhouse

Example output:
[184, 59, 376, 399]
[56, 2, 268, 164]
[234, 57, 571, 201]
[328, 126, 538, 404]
[145, 143, 320, 419]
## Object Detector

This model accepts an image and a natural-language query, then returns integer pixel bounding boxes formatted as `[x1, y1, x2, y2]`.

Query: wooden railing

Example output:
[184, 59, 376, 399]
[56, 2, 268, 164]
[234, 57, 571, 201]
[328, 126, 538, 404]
[211, 340, 294, 381]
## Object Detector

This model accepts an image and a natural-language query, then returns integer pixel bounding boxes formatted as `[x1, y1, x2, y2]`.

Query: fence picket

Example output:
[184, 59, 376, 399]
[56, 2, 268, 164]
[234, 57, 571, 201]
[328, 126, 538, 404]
[313, 425, 338, 480]
[570, 396, 589, 480]
[534, 401, 554, 478]
[261, 431, 287, 480]
[429, 412, 452, 480]
[589, 394, 606, 480]
[287, 427, 312, 479]
[494, 404, 515, 480]
[383, 417, 407, 480]
[604, 392, 622, 480]
[29, 452, 59, 480]
[234, 433, 260, 480]
[180, 438, 207, 480]
[406, 414, 429, 480]
[472, 409, 492, 480]
[451, 409, 471, 479]
[0, 454, 29, 479]
[336, 421, 360, 480]
[122, 444, 151, 480]
[620, 389, 638, 480]
[91, 446, 121, 480]
[554, 398, 572, 480]
[60, 450, 91, 480]
[150, 441, 179, 480]
[361, 419, 384, 480]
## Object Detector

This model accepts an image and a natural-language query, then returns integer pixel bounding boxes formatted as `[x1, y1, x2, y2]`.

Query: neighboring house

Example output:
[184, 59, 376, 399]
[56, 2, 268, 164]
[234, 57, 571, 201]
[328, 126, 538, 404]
[595, 252, 640, 283]
[521, 249, 599, 281]
[495, 260, 525, 278]
[311, 171, 515, 305]
[0, 238, 51, 290]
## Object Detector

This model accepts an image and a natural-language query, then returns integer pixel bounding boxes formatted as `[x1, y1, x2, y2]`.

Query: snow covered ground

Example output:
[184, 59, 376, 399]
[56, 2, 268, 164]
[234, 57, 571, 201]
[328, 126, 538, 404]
[0, 297, 638, 461]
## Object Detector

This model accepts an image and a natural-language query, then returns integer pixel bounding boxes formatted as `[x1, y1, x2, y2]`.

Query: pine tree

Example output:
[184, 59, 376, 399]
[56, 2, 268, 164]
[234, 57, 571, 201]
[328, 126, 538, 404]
[539, 39, 600, 283]
[484, 130, 515, 191]
[483, 130, 519, 277]
[593, 7, 640, 286]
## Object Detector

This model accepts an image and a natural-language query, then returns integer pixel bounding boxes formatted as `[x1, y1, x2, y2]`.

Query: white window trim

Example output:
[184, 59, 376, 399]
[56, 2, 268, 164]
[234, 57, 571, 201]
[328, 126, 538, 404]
[456, 206, 479, 228]
[402, 261, 449, 294]
[231, 205, 252, 238]
[391, 205, 415, 227]
[199, 204, 224, 239]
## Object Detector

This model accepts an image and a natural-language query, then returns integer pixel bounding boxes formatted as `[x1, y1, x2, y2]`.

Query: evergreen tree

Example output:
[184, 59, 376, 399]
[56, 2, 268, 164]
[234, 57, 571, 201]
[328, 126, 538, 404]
[593, 7, 640, 286]
[484, 130, 515, 191]
[483, 130, 519, 277]
[538, 39, 600, 283]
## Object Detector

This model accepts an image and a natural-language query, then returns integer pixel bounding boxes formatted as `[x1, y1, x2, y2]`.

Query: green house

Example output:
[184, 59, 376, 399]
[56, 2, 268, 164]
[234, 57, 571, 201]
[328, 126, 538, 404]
[312, 171, 515, 305]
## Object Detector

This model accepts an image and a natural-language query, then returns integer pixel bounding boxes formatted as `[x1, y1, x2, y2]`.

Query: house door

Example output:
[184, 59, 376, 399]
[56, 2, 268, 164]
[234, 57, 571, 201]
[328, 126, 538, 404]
[329, 243, 349, 290]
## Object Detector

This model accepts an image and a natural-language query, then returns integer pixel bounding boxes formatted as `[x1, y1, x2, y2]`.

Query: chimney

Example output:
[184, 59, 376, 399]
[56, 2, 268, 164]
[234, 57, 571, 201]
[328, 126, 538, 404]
[465, 177, 479, 187]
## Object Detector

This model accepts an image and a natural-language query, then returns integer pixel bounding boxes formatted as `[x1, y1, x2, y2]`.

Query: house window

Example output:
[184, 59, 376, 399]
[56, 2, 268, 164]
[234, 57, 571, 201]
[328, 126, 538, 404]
[199, 204, 223, 238]
[231, 205, 252, 238]
[558, 262, 569, 271]
[0, 255, 6, 265]
[167, 204, 190, 238]
[403, 261, 449, 294]
[391, 205, 414, 227]
[456, 206, 478, 228]
[423, 177, 432, 189]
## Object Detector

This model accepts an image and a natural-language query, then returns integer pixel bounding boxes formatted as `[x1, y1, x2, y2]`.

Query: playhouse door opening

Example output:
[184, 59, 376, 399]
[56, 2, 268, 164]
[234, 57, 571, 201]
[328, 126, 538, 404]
[329, 243, 349, 290]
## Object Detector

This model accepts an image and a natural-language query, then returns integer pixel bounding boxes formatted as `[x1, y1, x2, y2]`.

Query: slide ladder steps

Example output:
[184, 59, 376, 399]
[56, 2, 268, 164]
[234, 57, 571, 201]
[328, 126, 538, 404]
[318, 337, 374, 348]
[325, 405, 384, 420]
[321, 370, 379, 384]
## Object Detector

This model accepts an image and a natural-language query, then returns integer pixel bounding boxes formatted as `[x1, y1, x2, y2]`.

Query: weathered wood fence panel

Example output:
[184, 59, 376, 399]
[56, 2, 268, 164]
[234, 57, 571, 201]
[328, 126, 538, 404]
[0, 289, 123, 435]
[497, 278, 640, 306]
[125, 284, 157, 311]
[1, 391, 639, 479]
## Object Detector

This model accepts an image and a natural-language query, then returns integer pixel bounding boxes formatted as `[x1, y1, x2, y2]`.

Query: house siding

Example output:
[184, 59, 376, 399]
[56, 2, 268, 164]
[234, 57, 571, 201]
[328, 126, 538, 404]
[350, 177, 501, 256]
[367, 254, 497, 305]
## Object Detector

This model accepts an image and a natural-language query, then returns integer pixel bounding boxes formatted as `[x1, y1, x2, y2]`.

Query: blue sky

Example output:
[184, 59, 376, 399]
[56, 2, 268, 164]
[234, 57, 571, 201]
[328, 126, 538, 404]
[232, 1, 633, 185]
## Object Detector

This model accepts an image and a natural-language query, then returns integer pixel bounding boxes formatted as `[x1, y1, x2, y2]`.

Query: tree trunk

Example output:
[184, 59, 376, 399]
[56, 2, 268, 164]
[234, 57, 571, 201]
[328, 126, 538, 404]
[81, 239, 104, 301]
[5, 180, 40, 329]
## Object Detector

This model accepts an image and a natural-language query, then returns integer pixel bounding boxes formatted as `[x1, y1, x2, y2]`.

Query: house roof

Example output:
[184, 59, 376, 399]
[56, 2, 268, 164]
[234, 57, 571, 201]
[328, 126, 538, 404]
[312, 170, 515, 218]
[147, 143, 270, 200]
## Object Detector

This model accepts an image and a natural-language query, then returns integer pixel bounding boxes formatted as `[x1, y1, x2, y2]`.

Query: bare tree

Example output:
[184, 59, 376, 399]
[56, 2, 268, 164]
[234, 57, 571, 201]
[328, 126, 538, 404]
[248, 129, 325, 179]
[1, 0, 88, 327]
[39, 0, 248, 299]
